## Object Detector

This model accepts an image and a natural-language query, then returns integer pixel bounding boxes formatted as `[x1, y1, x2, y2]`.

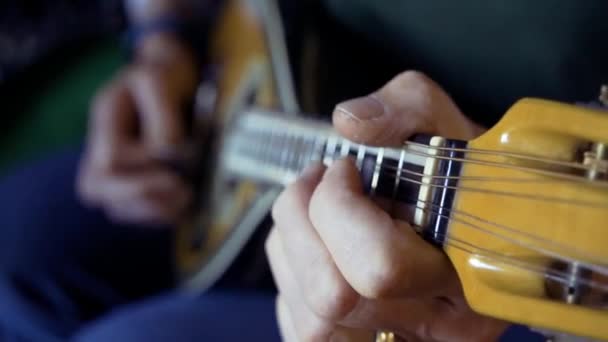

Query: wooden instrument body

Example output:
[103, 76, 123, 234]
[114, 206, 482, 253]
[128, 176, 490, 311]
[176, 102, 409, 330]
[175, 0, 608, 339]
[448, 99, 608, 340]
[176, 0, 278, 289]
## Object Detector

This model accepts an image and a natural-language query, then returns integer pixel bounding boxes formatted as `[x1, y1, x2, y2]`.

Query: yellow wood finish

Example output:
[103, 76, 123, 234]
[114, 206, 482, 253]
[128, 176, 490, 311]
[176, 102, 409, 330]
[447, 98, 608, 340]
[175, 0, 277, 280]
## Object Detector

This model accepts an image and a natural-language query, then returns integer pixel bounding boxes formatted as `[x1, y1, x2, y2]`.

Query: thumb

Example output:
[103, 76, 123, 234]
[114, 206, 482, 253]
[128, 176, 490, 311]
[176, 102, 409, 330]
[332, 71, 483, 146]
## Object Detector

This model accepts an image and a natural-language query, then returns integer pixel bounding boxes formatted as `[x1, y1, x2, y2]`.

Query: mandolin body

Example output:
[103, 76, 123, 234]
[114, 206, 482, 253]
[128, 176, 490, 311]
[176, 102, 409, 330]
[175, 0, 608, 339]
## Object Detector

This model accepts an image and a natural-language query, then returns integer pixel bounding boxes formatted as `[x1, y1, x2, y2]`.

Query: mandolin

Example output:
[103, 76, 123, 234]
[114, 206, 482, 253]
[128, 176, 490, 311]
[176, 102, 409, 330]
[175, 0, 608, 340]
[221, 100, 608, 341]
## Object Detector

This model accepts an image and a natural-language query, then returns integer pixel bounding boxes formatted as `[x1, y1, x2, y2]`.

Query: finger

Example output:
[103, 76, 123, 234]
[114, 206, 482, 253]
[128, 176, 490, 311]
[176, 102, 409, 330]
[129, 66, 186, 152]
[309, 158, 457, 299]
[272, 164, 360, 322]
[265, 228, 335, 341]
[339, 297, 449, 341]
[276, 296, 300, 342]
[277, 295, 376, 342]
[345, 297, 508, 342]
[332, 70, 483, 145]
[104, 192, 190, 225]
[94, 168, 192, 223]
[269, 227, 436, 342]
[88, 80, 148, 170]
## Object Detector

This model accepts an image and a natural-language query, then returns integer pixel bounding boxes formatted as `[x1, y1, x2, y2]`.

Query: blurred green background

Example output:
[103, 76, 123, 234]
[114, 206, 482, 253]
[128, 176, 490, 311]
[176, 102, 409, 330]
[0, 39, 123, 176]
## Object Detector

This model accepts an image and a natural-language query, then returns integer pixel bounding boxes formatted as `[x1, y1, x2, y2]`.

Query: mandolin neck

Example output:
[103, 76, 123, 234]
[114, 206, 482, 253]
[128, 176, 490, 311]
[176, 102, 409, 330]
[222, 109, 468, 244]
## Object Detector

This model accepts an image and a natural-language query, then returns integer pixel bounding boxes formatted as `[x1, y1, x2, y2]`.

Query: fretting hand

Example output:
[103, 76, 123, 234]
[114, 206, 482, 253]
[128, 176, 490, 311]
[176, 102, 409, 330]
[266, 71, 508, 341]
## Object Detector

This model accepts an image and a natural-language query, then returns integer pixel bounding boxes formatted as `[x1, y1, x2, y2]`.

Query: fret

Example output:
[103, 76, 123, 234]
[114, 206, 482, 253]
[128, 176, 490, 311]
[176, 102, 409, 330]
[287, 133, 298, 172]
[311, 133, 326, 164]
[270, 131, 280, 167]
[254, 130, 265, 163]
[300, 136, 312, 170]
[356, 145, 366, 170]
[324, 135, 338, 165]
[271, 130, 281, 167]
[261, 129, 272, 166]
[300, 136, 310, 168]
[370, 148, 385, 197]
[292, 135, 303, 172]
[279, 132, 289, 169]
[340, 139, 351, 157]
[393, 149, 406, 202]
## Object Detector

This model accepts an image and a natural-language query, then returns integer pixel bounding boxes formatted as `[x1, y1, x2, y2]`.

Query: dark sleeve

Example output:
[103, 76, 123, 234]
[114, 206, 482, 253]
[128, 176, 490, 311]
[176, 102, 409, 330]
[499, 325, 547, 342]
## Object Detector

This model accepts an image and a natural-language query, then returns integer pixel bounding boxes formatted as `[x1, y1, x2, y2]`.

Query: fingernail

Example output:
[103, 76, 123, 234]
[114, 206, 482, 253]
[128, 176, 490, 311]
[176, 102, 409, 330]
[336, 95, 386, 121]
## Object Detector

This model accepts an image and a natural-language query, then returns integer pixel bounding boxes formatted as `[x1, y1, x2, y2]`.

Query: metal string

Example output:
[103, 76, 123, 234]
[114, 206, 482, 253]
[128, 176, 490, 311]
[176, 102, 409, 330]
[401, 145, 606, 186]
[397, 196, 608, 276]
[400, 201, 608, 293]
[381, 163, 605, 185]
[373, 167, 608, 208]
[404, 141, 595, 171]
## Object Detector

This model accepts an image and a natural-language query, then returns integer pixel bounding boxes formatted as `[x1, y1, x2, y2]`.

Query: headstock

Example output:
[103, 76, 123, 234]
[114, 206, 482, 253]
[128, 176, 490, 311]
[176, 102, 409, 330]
[446, 98, 608, 340]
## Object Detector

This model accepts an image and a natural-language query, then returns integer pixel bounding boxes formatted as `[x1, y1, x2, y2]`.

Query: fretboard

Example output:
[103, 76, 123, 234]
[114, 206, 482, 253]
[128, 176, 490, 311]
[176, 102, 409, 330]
[221, 109, 466, 244]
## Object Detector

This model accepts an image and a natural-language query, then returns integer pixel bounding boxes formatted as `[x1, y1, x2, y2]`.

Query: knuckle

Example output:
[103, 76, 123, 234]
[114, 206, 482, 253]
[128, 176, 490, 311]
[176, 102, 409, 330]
[271, 181, 309, 224]
[414, 321, 434, 341]
[299, 329, 326, 342]
[360, 249, 411, 298]
[264, 228, 280, 259]
[304, 270, 358, 321]
[394, 70, 431, 86]
[307, 179, 332, 223]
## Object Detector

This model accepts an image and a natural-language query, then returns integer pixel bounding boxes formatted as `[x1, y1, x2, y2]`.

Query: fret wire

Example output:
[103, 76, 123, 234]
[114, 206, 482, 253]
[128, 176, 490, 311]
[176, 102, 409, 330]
[261, 129, 271, 167]
[279, 132, 288, 168]
[269, 130, 277, 167]
[307, 135, 316, 165]
[282, 131, 290, 172]
[280, 132, 290, 171]
[311, 133, 326, 163]
[393, 149, 406, 201]
[297, 134, 308, 171]
[296, 135, 307, 172]
[356, 145, 366, 170]
[290, 134, 299, 172]
[277, 131, 285, 170]
[324, 135, 338, 165]
[371, 148, 385, 197]
[270, 130, 280, 168]
[335, 139, 342, 163]
[340, 139, 351, 157]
